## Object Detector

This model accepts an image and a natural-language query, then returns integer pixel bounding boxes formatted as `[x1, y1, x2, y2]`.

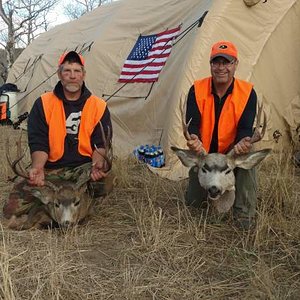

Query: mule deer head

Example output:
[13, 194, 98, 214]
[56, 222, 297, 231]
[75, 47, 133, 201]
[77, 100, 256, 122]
[171, 104, 271, 213]
[5, 122, 112, 229]
[6, 147, 93, 228]
[26, 180, 92, 228]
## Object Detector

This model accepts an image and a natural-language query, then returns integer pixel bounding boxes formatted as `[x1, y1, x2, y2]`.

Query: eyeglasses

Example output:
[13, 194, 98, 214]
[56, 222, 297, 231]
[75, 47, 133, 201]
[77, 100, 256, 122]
[210, 60, 236, 68]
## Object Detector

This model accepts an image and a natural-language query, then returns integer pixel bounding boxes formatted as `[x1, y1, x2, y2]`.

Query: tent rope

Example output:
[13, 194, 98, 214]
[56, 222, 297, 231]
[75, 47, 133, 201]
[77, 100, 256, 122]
[105, 11, 208, 102]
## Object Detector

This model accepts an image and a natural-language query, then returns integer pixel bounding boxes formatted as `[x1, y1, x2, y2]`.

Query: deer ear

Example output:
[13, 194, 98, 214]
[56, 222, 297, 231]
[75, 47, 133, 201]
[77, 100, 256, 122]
[29, 189, 49, 204]
[233, 149, 271, 169]
[30, 189, 43, 199]
[29, 188, 53, 205]
[171, 146, 202, 168]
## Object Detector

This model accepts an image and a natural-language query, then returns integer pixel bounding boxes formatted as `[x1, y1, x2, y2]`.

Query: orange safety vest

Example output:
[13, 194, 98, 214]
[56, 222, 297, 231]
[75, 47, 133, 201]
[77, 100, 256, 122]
[194, 77, 253, 153]
[41, 92, 107, 162]
[0, 102, 7, 120]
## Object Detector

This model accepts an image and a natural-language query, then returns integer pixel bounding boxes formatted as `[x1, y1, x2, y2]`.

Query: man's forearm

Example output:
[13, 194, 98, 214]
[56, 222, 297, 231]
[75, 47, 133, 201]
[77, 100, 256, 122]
[31, 151, 49, 169]
[186, 86, 201, 137]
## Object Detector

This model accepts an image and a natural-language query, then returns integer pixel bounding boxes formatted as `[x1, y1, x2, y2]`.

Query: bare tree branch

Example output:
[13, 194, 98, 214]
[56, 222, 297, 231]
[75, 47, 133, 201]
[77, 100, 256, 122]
[64, 0, 112, 20]
[0, 0, 58, 82]
[0, 0, 10, 25]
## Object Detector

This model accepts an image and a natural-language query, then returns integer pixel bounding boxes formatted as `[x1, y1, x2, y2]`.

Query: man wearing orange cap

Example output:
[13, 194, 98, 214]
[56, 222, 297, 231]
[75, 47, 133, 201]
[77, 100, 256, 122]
[185, 41, 257, 229]
[3, 51, 114, 226]
[26, 51, 113, 195]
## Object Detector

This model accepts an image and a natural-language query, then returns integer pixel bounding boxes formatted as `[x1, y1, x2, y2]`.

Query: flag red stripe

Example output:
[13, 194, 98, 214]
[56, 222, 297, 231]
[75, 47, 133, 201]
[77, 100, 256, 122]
[148, 53, 171, 59]
[123, 62, 166, 68]
[120, 70, 162, 75]
[151, 45, 172, 51]
[119, 78, 159, 83]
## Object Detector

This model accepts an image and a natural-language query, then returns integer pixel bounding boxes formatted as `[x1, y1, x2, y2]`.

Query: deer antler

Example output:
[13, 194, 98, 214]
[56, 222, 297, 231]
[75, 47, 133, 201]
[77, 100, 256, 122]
[227, 103, 267, 156]
[6, 138, 30, 180]
[183, 118, 192, 141]
[180, 98, 207, 155]
[181, 97, 193, 141]
[94, 121, 113, 172]
[250, 103, 267, 144]
[6, 138, 59, 190]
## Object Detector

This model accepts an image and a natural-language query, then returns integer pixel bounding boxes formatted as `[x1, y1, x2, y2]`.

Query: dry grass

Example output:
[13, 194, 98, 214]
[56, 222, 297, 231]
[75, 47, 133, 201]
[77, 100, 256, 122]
[0, 126, 299, 300]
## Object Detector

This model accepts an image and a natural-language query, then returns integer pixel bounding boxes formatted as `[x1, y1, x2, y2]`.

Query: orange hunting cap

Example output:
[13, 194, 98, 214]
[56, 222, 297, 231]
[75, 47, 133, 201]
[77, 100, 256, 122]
[210, 41, 238, 62]
[58, 51, 85, 66]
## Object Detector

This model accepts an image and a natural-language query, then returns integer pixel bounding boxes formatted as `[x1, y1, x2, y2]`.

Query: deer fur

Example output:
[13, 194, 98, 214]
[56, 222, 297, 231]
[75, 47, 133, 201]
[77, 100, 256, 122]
[171, 147, 271, 213]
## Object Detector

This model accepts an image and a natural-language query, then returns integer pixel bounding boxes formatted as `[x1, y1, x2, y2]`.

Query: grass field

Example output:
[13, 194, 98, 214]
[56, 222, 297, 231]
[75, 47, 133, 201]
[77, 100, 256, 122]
[0, 126, 299, 299]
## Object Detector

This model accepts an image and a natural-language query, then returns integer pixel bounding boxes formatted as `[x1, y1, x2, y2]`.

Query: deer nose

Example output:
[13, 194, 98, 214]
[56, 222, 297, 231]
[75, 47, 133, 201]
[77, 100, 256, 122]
[62, 220, 70, 228]
[208, 186, 221, 199]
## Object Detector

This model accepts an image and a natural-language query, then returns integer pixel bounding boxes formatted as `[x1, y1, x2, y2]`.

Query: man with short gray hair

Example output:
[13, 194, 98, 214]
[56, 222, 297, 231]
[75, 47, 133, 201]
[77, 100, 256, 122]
[185, 41, 258, 229]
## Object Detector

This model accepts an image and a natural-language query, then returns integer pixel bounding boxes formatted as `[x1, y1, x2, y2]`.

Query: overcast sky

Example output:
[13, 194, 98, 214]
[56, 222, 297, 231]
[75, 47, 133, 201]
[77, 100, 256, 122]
[48, 1, 70, 27]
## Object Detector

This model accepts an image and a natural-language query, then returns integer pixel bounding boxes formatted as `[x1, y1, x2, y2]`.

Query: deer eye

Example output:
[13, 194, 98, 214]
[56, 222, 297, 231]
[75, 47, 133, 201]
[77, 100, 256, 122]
[55, 202, 60, 208]
[74, 200, 80, 207]
[219, 164, 231, 174]
[201, 163, 211, 173]
[225, 168, 232, 174]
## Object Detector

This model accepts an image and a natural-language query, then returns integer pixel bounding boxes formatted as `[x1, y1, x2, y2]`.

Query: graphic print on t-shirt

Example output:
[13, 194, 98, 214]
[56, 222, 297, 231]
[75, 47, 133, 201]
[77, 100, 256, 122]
[66, 111, 82, 134]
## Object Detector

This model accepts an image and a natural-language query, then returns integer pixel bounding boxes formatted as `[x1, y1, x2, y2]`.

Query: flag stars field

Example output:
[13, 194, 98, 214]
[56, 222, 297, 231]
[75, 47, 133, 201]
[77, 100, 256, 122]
[119, 26, 181, 83]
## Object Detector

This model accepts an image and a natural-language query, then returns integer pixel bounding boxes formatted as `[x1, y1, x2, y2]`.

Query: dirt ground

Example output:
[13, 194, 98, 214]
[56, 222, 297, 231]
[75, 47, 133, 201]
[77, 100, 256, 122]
[0, 126, 299, 300]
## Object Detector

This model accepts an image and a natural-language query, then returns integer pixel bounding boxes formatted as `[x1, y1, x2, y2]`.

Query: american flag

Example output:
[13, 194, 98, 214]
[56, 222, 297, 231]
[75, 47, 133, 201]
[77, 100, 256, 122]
[118, 26, 181, 83]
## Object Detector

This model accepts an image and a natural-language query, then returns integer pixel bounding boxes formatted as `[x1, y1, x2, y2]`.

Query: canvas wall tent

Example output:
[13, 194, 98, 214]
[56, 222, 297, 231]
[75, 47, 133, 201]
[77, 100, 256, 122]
[6, 0, 300, 180]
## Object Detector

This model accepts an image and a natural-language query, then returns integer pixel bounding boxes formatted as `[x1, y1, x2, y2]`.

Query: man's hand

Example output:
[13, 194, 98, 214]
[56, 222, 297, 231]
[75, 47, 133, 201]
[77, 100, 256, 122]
[28, 151, 48, 186]
[187, 134, 205, 155]
[28, 167, 45, 186]
[90, 159, 108, 181]
[91, 148, 109, 181]
[234, 137, 252, 155]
